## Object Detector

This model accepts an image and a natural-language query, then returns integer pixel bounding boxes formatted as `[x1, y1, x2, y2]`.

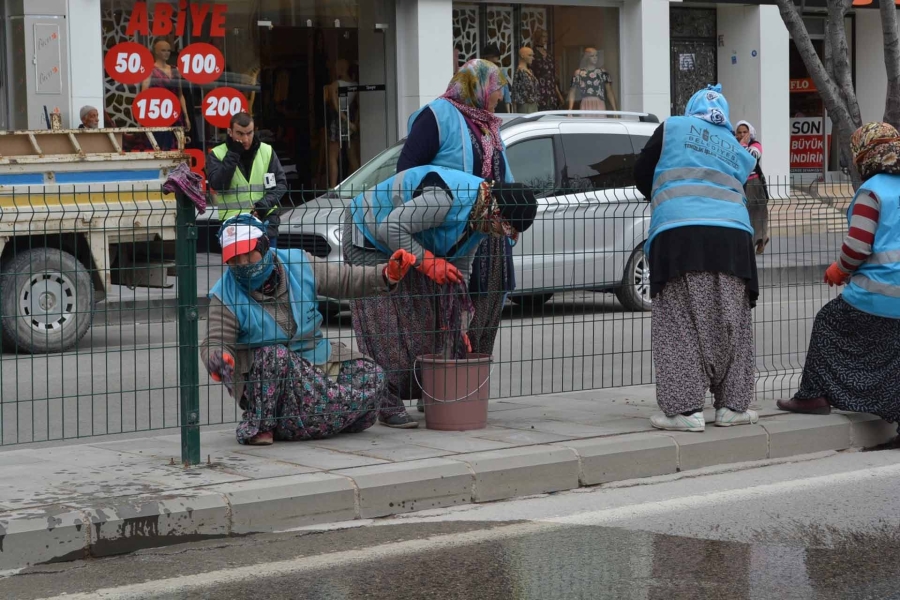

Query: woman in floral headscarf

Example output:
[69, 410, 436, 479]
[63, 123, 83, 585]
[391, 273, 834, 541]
[345, 59, 519, 422]
[776, 123, 900, 426]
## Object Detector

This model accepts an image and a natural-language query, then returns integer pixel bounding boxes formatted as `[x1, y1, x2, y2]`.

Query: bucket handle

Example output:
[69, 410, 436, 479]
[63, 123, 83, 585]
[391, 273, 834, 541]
[413, 357, 495, 404]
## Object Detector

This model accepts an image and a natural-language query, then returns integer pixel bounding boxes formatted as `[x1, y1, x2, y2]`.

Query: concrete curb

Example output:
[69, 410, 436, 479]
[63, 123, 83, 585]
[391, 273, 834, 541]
[2, 411, 892, 570]
[96, 264, 829, 325]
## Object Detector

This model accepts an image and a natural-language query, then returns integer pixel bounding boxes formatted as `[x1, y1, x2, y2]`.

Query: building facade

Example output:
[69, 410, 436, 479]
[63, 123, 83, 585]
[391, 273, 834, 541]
[0, 0, 894, 190]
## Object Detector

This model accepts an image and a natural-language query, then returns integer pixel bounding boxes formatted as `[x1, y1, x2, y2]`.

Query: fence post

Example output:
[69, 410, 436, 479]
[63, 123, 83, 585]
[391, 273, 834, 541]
[176, 192, 201, 466]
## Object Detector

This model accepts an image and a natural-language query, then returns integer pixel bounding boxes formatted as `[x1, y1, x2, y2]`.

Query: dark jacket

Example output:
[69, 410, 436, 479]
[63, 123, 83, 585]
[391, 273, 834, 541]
[206, 137, 288, 238]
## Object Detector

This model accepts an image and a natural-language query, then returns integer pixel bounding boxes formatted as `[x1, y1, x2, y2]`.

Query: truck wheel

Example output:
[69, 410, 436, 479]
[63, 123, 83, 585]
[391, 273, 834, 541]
[0, 249, 94, 353]
[615, 244, 652, 312]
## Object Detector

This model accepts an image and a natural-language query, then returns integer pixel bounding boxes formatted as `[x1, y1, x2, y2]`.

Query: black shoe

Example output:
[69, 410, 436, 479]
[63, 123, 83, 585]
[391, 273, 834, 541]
[379, 413, 419, 429]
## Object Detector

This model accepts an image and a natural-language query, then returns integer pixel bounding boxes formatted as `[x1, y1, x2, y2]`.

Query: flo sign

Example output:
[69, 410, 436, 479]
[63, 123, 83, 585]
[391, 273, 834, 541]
[104, 2, 248, 129]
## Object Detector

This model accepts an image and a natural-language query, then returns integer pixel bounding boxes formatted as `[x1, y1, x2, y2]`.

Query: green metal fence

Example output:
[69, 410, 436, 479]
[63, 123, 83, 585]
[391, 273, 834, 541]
[0, 178, 852, 465]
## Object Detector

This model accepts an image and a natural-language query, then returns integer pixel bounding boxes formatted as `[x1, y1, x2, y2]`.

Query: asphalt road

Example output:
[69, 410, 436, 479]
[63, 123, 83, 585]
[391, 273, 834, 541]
[7, 448, 900, 599]
[0, 286, 838, 446]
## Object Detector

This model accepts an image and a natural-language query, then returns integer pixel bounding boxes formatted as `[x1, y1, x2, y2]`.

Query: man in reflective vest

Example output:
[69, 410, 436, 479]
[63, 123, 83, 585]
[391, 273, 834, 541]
[207, 112, 287, 246]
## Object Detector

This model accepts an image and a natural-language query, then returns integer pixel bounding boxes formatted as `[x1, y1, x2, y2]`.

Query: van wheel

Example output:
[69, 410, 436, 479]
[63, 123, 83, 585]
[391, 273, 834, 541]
[0, 249, 94, 353]
[615, 244, 652, 312]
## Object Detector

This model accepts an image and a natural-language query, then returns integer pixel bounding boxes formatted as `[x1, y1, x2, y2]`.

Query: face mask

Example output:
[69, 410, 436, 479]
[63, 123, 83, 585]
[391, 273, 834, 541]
[230, 249, 275, 291]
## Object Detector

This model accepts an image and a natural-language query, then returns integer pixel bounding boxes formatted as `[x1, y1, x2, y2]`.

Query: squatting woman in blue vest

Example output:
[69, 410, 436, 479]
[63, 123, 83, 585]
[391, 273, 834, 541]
[395, 59, 517, 362]
[343, 166, 536, 428]
[633, 84, 759, 433]
[778, 123, 900, 424]
[201, 215, 416, 445]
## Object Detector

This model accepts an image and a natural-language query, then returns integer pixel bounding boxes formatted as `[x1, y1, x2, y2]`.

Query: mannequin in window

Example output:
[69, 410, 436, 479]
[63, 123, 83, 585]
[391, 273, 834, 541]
[531, 29, 564, 111]
[567, 47, 617, 114]
[325, 59, 360, 188]
[142, 39, 190, 149]
[512, 47, 539, 114]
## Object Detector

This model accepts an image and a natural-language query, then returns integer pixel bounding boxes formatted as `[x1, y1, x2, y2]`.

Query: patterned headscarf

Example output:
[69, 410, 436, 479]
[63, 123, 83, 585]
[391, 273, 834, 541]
[850, 122, 900, 180]
[685, 84, 733, 132]
[441, 59, 508, 179]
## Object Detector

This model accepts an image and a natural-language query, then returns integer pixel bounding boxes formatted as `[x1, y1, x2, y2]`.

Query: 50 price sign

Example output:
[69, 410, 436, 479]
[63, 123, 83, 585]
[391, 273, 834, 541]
[104, 42, 154, 85]
[132, 88, 181, 127]
[203, 87, 248, 129]
[178, 43, 225, 85]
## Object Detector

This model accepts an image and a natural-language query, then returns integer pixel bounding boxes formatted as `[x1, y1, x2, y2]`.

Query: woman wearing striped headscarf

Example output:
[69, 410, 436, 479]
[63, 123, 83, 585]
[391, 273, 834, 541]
[777, 123, 900, 425]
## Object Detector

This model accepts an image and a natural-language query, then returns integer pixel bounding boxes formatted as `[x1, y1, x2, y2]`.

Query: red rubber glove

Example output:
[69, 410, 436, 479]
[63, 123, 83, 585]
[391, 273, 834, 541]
[384, 249, 417, 283]
[461, 331, 473, 354]
[208, 351, 235, 385]
[416, 250, 463, 285]
[824, 262, 851, 287]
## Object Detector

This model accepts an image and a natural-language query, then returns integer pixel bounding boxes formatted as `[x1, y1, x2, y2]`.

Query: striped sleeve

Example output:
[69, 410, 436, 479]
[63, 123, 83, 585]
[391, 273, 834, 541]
[747, 142, 762, 160]
[838, 191, 881, 274]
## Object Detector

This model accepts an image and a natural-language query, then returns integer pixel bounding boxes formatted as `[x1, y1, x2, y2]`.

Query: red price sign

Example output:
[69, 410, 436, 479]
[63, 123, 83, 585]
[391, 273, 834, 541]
[104, 42, 154, 85]
[132, 88, 181, 127]
[203, 87, 248, 129]
[178, 43, 225, 85]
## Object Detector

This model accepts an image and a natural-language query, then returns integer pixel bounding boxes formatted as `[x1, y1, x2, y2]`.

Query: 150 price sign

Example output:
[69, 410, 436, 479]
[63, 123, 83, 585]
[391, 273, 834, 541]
[132, 88, 181, 127]
[104, 42, 154, 85]
[178, 43, 225, 85]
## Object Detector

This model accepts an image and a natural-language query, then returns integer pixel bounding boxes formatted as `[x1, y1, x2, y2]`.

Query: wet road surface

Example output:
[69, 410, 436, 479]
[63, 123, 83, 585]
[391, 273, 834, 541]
[12, 448, 900, 600]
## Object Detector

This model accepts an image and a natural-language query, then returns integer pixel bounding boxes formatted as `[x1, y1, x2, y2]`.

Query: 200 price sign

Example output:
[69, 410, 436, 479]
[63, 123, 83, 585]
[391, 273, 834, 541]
[177, 43, 225, 85]
[203, 87, 248, 129]
[104, 42, 154, 85]
[132, 88, 181, 127]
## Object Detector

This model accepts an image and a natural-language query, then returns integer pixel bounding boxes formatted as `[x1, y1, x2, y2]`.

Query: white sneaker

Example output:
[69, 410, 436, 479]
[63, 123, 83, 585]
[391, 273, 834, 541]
[650, 412, 705, 432]
[715, 407, 760, 427]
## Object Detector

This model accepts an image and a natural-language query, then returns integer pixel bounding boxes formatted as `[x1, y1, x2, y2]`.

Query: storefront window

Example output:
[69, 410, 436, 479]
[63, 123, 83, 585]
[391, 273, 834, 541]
[100, 0, 381, 195]
[452, 4, 620, 114]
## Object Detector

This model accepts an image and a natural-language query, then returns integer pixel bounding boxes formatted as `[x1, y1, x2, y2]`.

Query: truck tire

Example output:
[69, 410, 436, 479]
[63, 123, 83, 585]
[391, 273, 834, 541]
[0, 248, 94, 353]
[615, 244, 652, 312]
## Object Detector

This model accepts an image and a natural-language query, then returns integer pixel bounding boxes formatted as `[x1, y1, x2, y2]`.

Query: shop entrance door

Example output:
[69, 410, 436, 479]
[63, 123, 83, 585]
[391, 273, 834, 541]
[256, 22, 389, 201]
[669, 8, 717, 116]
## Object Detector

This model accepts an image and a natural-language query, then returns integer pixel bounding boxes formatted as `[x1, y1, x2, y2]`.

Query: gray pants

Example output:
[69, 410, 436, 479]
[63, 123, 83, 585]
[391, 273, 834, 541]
[652, 272, 755, 416]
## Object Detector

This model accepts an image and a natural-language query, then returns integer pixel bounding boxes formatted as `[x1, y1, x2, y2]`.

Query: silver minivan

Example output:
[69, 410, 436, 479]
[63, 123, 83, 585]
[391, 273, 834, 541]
[281, 111, 658, 312]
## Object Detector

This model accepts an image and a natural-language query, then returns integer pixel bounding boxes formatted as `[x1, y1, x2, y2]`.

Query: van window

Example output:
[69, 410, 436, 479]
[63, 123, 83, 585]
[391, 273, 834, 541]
[631, 136, 651, 154]
[561, 133, 636, 191]
[505, 137, 557, 192]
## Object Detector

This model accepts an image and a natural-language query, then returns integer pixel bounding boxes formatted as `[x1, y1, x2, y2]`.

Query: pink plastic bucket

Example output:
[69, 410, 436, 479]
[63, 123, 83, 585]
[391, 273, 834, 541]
[417, 353, 493, 431]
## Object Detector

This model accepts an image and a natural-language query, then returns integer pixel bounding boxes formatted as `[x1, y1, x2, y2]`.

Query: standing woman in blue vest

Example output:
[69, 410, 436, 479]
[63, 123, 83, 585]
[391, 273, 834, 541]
[633, 85, 760, 432]
[344, 167, 536, 427]
[396, 59, 516, 359]
[201, 215, 417, 445]
[777, 123, 900, 423]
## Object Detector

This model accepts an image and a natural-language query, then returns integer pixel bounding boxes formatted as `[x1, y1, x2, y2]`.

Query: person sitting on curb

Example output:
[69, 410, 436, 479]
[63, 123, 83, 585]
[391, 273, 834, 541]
[777, 122, 900, 425]
[206, 112, 287, 246]
[201, 214, 417, 445]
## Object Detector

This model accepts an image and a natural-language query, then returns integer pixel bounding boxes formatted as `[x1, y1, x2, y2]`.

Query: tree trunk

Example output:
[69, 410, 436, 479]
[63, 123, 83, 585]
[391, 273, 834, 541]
[826, 0, 863, 129]
[880, 2, 900, 128]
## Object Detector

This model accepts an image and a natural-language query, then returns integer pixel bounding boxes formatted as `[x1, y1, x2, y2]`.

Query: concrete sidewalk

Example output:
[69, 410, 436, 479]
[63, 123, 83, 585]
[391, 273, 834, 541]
[0, 384, 894, 571]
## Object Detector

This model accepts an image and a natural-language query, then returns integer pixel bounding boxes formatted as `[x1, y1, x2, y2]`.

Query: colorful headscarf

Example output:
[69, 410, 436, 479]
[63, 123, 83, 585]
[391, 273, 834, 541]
[685, 84, 733, 132]
[850, 122, 900, 180]
[441, 59, 508, 179]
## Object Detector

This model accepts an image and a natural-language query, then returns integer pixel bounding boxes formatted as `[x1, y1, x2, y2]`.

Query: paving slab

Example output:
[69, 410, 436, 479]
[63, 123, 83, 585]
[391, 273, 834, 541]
[663, 425, 769, 471]
[453, 445, 580, 502]
[553, 433, 678, 485]
[208, 473, 357, 533]
[335, 458, 473, 518]
[761, 414, 852, 458]
[235, 445, 390, 471]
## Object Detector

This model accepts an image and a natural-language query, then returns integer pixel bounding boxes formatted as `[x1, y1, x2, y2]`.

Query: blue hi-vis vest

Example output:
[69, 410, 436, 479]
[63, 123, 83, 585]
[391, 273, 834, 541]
[842, 173, 900, 318]
[646, 116, 757, 256]
[407, 99, 515, 184]
[209, 249, 331, 365]
[350, 166, 487, 259]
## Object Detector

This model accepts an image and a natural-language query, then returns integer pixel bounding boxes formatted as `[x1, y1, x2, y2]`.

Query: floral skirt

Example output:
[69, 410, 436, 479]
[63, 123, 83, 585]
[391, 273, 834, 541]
[236, 345, 385, 443]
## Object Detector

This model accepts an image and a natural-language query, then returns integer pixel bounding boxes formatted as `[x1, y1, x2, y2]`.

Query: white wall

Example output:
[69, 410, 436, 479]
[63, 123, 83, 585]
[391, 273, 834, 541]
[621, 0, 671, 118]
[395, 0, 453, 137]
[856, 9, 888, 125]
[67, 0, 104, 128]
[718, 5, 790, 186]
